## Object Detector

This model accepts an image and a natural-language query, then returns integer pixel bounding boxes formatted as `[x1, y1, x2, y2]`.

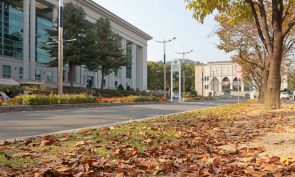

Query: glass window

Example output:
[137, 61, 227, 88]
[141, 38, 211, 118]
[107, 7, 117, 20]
[126, 65, 131, 79]
[19, 67, 23, 79]
[35, 69, 41, 80]
[47, 71, 52, 81]
[103, 79, 106, 87]
[3, 65, 11, 78]
[126, 44, 132, 78]
[0, 1, 25, 59]
[115, 81, 118, 88]
[114, 68, 121, 77]
[222, 77, 230, 91]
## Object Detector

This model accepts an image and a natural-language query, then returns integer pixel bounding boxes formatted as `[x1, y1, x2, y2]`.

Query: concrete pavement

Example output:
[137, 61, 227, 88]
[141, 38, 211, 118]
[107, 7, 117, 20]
[0, 99, 241, 141]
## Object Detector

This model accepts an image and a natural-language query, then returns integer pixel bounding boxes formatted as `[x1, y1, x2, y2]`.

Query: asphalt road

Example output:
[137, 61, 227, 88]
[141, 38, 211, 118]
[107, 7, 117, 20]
[0, 99, 242, 141]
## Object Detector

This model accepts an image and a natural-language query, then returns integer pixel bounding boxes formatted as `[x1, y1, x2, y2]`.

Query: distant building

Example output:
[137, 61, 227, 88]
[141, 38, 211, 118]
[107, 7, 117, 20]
[151, 59, 197, 64]
[195, 61, 290, 97]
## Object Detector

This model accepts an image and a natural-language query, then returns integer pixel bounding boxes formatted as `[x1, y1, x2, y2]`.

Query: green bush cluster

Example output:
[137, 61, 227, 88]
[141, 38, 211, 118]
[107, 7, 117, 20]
[6, 94, 97, 106]
[129, 96, 160, 102]
[117, 84, 124, 90]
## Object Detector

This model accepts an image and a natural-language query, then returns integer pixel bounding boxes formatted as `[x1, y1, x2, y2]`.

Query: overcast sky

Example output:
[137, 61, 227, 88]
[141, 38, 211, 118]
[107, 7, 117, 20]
[94, 0, 234, 64]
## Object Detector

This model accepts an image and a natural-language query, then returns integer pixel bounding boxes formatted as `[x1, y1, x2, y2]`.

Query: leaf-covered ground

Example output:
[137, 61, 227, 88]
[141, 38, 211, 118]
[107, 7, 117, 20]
[1, 100, 295, 176]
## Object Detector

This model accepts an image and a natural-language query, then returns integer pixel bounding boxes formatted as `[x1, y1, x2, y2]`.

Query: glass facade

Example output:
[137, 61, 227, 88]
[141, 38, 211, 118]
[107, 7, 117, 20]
[35, 2, 52, 63]
[0, 0, 24, 59]
[126, 44, 132, 79]
[0, 0, 53, 63]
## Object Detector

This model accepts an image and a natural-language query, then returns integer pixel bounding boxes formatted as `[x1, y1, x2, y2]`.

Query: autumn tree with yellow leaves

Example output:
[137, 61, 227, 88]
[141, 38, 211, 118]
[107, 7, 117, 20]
[185, 0, 295, 109]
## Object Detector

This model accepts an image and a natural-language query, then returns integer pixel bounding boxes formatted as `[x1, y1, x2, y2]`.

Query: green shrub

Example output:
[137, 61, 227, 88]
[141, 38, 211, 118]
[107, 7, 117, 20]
[126, 86, 131, 90]
[117, 84, 124, 90]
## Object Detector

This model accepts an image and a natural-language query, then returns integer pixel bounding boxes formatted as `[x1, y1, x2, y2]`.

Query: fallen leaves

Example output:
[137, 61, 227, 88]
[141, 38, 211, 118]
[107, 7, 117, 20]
[2, 102, 295, 176]
[0, 146, 7, 151]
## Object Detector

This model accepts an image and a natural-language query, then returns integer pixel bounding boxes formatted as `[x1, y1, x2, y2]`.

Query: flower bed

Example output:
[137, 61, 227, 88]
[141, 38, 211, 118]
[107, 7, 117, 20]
[95, 96, 168, 103]
[184, 97, 217, 101]
[1, 94, 168, 106]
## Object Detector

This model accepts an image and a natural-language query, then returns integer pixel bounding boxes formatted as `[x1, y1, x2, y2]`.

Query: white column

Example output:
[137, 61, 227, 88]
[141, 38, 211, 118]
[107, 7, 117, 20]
[52, 7, 58, 83]
[108, 75, 111, 88]
[121, 38, 126, 89]
[111, 72, 115, 89]
[98, 70, 101, 88]
[64, 71, 68, 83]
[80, 66, 84, 85]
[136, 46, 143, 91]
[142, 46, 147, 91]
[132, 44, 136, 89]
[30, 0, 36, 80]
[94, 72, 98, 88]
[23, 0, 30, 80]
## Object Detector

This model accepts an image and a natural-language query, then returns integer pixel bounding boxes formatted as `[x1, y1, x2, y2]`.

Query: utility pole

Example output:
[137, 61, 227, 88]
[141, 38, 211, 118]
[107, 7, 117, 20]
[155, 36, 176, 99]
[46, 0, 76, 96]
[58, 0, 63, 96]
[175, 49, 193, 101]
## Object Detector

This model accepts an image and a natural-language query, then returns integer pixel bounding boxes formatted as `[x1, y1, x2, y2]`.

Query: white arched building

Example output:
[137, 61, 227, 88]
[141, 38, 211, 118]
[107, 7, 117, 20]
[195, 61, 290, 97]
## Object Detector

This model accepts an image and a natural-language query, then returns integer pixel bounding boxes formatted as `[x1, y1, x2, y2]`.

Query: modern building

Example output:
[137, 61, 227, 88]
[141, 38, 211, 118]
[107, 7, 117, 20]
[0, 0, 152, 91]
[195, 61, 290, 97]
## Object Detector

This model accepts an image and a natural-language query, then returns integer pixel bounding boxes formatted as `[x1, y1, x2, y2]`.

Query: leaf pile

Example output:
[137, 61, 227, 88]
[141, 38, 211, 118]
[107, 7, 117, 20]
[1, 102, 295, 176]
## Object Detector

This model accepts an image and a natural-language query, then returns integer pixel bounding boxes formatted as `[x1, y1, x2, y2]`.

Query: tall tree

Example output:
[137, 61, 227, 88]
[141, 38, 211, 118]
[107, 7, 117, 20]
[185, 0, 295, 109]
[212, 10, 295, 103]
[147, 61, 161, 90]
[42, 2, 98, 90]
[84, 17, 131, 89]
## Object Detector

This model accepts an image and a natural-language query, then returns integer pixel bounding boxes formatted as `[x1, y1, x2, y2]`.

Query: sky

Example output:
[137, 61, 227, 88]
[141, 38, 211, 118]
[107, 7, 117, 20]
[94, 0, 234, 64]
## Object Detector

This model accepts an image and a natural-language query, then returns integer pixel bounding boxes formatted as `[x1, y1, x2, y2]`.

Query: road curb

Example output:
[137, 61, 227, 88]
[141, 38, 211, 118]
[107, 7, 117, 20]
[184, 99, 218, 102]
[0, 101, 172, 113]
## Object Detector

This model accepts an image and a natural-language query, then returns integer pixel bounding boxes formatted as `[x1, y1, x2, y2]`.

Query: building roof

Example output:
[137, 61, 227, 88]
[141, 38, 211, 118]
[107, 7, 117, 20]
[207, 61, 235, 65]
[80, 0, 153, 41]
[150, 59, 197, 64]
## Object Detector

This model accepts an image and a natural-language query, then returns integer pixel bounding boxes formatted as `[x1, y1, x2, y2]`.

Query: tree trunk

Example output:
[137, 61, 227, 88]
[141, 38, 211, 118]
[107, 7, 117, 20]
[101, 66, 105, 90]
[69, 62, 74, 92]
[265, 36, 283, 109]
[259, 70, 269, 104]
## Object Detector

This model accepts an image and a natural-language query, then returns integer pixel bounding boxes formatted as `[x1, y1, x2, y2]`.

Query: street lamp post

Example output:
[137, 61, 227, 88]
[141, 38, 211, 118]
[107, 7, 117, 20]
[175, 50, 193, 101]
[46, 0, 76, 96]
[155, 37, 176, 98]
[58, 0, 63, 96]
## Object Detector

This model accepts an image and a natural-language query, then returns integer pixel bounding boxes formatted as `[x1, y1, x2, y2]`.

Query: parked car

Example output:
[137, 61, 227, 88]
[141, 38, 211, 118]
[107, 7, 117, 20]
[173, 94, 181, 99]
[280, 92, 289, 100]
[245, 93, 250, 98]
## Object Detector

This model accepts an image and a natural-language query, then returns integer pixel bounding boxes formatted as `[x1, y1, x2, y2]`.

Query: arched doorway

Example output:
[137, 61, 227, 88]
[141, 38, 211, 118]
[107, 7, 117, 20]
[211, 77, 219, 92]
[222, 77, 230, 91]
